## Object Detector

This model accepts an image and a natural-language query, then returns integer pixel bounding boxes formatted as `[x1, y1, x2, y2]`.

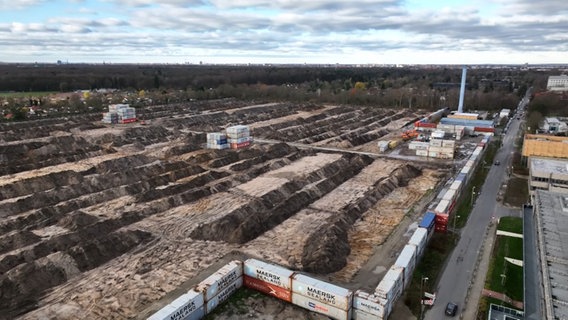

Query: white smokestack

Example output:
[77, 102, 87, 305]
[458, 66, 467, 113]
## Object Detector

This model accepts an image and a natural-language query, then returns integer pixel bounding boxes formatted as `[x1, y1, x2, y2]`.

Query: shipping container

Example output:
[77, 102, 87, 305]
[353, 290, 390, 318]
[408, 141, 430, 150]
[442, 189, 457, 203]
[244, 259, 294, 290]
[428, 151, 439, 158]
[292, 274, 352, 311]
[474, 126, 495, 133]
[243, 275, 292, 302]
[435, 199, 450, 215]
[196, 261, 243, 301]
[352, 307, 384, 320]
[456, 172, 467, 182]
[205, 277, 243, 314]
[442, 140, 456, 148]
[449, 180, 462, 193]
[415, 122, 437, 128]
[408, 227, 428, 258]
[291, 293, 353, 320]
[394, 244, 417, 288]
[419, 212, 436, 230]
[435, 223, 448, 233]
[435, 213, 449, 224]
[148, 291, 205, 320]
[431, 130, 446, 139]
[429, 139, 443, 147]
[375, 266, 403, 301]
[416, 149, 429, 157]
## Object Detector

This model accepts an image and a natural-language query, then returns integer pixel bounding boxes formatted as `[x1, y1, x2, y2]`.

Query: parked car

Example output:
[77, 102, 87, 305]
[445, 302, 458, 316]
[494, 160, 500, 165]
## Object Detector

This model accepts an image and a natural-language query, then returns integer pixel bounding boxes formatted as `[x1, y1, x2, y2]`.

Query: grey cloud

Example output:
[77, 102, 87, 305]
[0, 0, 45, 10]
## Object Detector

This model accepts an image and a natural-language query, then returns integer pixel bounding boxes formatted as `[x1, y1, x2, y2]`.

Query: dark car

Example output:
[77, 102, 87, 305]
[445, 302, 458, 316]
[494, 160, 500, 165]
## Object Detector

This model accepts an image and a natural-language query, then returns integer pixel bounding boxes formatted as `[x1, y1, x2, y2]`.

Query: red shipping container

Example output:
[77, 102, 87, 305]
[435, 224, 447, 233]
[415, 122, 437, 128]
[244, 275, 292, 302]
[121, 118, 137, 124]
[435, 213, 449, 223]
[473, 127, 495, 133]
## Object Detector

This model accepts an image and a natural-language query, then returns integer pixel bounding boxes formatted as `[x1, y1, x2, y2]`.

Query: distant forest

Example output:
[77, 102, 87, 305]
[0, 64, 558, 118]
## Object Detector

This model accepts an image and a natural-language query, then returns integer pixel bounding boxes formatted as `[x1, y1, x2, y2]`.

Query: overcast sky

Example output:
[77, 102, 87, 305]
[0, 0, 566, 64]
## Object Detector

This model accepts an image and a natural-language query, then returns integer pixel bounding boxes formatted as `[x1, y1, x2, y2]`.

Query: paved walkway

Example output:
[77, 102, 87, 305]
[459, 220, 497, 319]
[482, 289, 524, 309]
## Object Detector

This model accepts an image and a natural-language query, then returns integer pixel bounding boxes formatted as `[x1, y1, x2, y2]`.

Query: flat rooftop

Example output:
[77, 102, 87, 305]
[530, 157, 568, 175]
[535, 190, 568, 320]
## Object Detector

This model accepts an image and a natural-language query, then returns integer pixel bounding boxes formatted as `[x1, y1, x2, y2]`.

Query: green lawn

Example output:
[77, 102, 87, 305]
[497, 216, 523, 235]
[203, 287, 264, 319]
[486, 217, 524, 302]
[0, 91, 57, 98]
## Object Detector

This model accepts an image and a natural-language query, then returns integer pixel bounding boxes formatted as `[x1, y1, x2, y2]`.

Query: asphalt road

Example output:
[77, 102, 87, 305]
[424, 115, 523, 319]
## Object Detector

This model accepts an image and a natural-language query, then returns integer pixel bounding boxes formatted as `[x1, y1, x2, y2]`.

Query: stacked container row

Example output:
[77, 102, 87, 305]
[206, 132, 229, 150]
[226, 125, 253, 149]
[196, 260, 244, 315]
[352, 290, 391, 320]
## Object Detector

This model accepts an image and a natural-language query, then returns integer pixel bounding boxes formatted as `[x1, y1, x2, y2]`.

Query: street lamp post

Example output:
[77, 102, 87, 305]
[453, 215, 461, 242]
[471, 186, 476, 207]
[419, 276, 429, 319]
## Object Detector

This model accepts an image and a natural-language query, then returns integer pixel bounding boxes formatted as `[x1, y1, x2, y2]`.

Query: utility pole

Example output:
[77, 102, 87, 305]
[471, 186, 476, 207]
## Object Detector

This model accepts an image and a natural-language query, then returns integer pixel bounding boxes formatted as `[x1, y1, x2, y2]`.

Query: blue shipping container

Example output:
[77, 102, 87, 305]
[419, 212, 436, 230]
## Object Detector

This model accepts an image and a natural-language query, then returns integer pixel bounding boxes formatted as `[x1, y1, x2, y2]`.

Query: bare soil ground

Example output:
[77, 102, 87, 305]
[0, 100, 448, 320]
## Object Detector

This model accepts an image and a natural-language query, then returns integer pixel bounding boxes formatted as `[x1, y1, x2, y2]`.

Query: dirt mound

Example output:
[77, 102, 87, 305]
[190, 154, 373, 244]
[57, 211, 100, 231]
[301, 164, 422, 274]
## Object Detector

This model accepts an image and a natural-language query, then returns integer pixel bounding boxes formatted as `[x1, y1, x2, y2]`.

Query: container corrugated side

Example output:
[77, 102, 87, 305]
[147, 291, 205, 320]
[429, 139, 443, 147]
[435, 199, 450, 214]
[244, 258, 294, 290]
[196, 260, 243, 301]
[243, 275, 292, 302]
[147, 305, 177, 320]
[394, 244, 416, 270]
[291, 273, 353, 311]
[395, 244, 417, 288]
[352, 307, 385, 320]
[416, 149, 429, 157]
[374, 266, 403, 301]
[353, 290, 390, 318]
[408, 227, 427, 256]
[205, 277, 243, 314]
[291, 293, 352, 320]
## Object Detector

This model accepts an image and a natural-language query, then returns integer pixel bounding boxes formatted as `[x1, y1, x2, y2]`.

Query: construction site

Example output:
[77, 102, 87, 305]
[0, 96, 492, 319]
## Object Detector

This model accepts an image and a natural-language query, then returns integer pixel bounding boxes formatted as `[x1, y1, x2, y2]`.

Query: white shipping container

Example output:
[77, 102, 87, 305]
[435, 199, 450, 214]
[442, 140, 456, 148]
[442, 189, 457, 202]
[461, 166, 471, 176]
[205, 277, 243, 314]
[408, 141, 429, 150]
[352, 307, 384, 320]
[196, 260, 243, 301]
[439, 152, 454, 159]
[429, 139, 443, 147]
[394, 244, 417, 288]
[353, 290, 390, 318]
[375, 266, 403, 301]
[449, 180, 462, 192]
[416, 150, 428, 157]
[291, 293, 353, 320]
[408, 227, 427, 257]
[291, 274, 353, 311]
[431, 130, 446, 139]
[244, 259, 294, 290]
[148, 291, 205, 320]
[427, 151, 439, 158]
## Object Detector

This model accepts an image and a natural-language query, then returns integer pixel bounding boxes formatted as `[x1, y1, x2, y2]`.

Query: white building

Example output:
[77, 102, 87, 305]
[546, 75, 568, 92]
[543, 117, 568, 134]
[529, 157, 568, 193]
[499, 109, 511, 120]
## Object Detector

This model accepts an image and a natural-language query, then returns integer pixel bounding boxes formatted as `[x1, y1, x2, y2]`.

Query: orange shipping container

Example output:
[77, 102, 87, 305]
[244, 275, 292, 302]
